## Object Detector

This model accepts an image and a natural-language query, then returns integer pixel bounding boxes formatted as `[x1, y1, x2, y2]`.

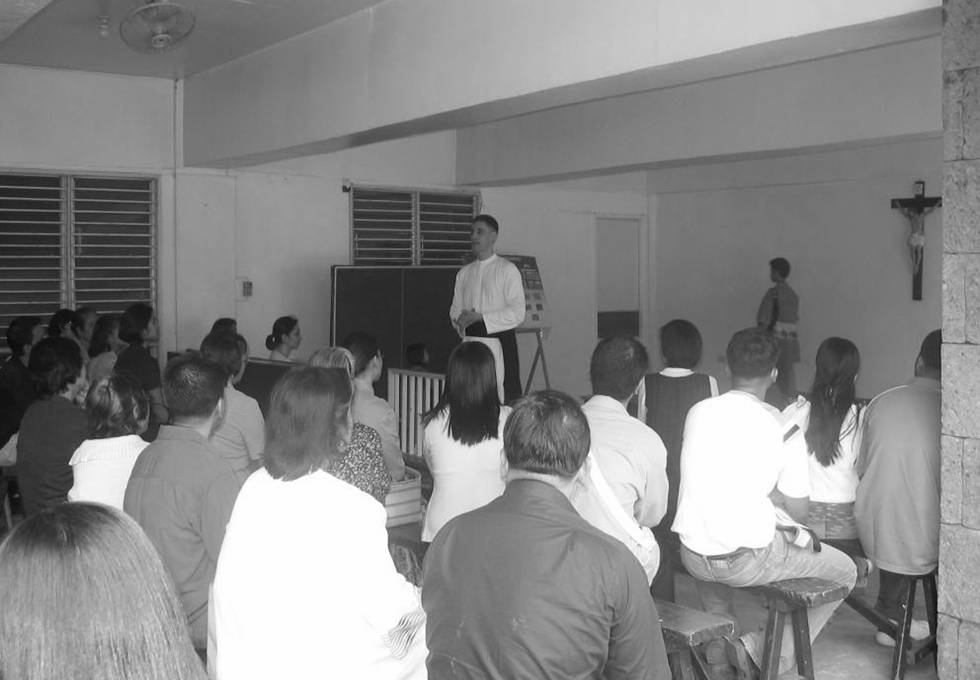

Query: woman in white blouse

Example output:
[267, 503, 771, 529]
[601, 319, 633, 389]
[211, 366, 426, 680]
[782, 337, 863, 550]
[421, 342, 509, 543]
[68, 373, 149, 509]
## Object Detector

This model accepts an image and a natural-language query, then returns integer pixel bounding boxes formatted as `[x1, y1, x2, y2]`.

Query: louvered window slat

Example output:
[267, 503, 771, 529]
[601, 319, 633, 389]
[350, 186, 478, 266]
[0, 173, 156, 355]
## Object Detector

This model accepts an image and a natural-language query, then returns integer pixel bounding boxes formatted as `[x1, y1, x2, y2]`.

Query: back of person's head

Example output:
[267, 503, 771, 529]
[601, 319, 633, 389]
[726, 327, 780, 380]
[265, 315, 298, 352]
[406, 342, 428, 367]
[916, 329, 942, 378]
[472, 214, 499, 233]
[659, 319, 703, 369]
[210, 317, 237, 335]
[504, 390, 590, 479]
[29, 337, 83, 399]
[426, 342, 500, 445]
[0, 503, 205, 680]
[6, 315, 42, 358]
[341, 332, 380, 377]
[265, 366, 352, 481]
[308, 346, 355, 377]
[86, 373, 150, 439]
[590, 335, 649, 401]
[47, 308, 82, 339]
[199, 332, 243, 383]
[806, 337, 861, 467]
[88, 314, 121, 357]
[769, 257, 791, 279]
[119, 303, 154, 345]
[163, 353, 225, 422]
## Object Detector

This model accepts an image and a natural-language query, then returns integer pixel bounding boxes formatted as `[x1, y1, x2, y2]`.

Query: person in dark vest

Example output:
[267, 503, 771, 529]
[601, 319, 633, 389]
[645, 319, 717, 601]
[756, 256, 800, 407]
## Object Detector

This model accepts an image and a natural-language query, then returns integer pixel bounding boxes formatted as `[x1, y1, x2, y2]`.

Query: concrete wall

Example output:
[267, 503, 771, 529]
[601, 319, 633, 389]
[649, 138, 942, 398]
[939, 2, 980, 677]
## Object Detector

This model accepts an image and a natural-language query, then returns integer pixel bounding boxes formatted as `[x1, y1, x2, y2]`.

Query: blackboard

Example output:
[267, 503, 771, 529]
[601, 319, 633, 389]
[331, 266, 460, 373]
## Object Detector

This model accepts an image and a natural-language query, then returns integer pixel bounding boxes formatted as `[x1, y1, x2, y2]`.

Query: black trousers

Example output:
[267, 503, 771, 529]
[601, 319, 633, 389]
[465, 322, 522, 402]
[877, 569, 916, 623]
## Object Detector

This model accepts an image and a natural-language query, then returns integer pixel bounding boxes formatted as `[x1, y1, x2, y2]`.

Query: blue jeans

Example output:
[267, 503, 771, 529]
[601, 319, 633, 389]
[681, 532, 856, 673]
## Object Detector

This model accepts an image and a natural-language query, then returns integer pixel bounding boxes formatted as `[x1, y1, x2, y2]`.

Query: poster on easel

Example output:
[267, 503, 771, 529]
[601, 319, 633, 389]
[501, 254, 550, 331]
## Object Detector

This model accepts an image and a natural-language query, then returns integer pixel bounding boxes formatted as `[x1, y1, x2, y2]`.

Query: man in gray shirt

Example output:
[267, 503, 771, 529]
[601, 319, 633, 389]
[124, 353, 241, 652]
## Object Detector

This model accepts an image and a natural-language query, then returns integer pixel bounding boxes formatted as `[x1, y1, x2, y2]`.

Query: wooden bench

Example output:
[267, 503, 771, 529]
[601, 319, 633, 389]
[747, 578, 849, 680]
[845, 572, 937, 680]
[656, 600, 735, 680]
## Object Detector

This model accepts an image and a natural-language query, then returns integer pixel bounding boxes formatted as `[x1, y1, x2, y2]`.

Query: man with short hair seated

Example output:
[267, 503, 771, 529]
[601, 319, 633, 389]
[855, 329, 941, 647]
[422, 390, 670, 680]
[673, 328, 856, 678]
[570, 335, 669, 584]
[124, 353, 242, 654]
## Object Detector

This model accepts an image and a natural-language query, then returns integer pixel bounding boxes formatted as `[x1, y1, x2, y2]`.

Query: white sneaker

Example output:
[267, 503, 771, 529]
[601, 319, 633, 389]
[875, 619, 931, 647]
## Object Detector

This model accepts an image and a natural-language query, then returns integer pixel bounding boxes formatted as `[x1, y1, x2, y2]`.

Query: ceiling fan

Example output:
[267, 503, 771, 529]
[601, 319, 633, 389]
[119, 0, 195, 53]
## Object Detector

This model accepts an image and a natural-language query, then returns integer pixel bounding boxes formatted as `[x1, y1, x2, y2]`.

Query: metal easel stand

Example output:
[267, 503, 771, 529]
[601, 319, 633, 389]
[522, 328, 551, 394]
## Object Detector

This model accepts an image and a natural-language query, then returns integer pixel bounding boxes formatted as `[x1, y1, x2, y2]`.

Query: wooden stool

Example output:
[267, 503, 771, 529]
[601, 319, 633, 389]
[747, 577, 850, 680]
[656, 599, 735, 680]
[845, 571, 937, 680]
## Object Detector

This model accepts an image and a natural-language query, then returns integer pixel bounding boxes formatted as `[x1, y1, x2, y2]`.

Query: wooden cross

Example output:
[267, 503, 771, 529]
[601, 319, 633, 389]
[891, 180, 941, 301]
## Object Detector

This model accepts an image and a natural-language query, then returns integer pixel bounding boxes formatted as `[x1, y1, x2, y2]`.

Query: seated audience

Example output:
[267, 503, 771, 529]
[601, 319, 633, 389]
[68, 373, 149, 509]
[200, 332, 265, 482]
[309, 346, 391, 502]
[210, 317, 238, 335]
[17, 337, 88, 517]
[855, 329, 941, 647]
[405, 342, 430, 371]
[124, 354, 241, 653]
[342, 332, 407, 481]
[0, 503, 206, 680]
[86, 313, 125, 385]
[75, 306, 98, 355]
[421, 342, 509, 542]
[423, 390, 669, 679]
[212, 366, 426, 680]
[570, 335, 667, 584]
[782, 337, 864, 552]
[673, 327, 856, 678]
[0, 316, 44, 449]
[266, 315, 301, 362]
[115, 303, 166, 440]
[47, 308, 83, 341]
[645, 319, 717, 600]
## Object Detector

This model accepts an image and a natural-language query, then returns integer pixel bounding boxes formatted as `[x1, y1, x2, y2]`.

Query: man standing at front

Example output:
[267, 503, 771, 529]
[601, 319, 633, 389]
[423, 390, 669, 680]
[450, 214, 526, 402]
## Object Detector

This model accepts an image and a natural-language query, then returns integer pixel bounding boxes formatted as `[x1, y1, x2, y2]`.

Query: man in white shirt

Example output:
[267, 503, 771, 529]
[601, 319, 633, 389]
[673, 327, 855, 678]
[449, 214, 526, 401]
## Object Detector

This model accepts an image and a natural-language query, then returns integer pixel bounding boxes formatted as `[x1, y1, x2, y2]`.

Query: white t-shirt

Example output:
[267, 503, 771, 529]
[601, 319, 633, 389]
[68, 434, 148, 509]
[672, 390, 809, 555]
[212, 469, 426, 680]
[782, 398, 861, 503]
[422, 406, 509, 542]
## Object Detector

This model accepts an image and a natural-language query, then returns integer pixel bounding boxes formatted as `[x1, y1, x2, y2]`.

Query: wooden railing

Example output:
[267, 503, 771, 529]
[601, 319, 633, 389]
[387, 368, 446, 461]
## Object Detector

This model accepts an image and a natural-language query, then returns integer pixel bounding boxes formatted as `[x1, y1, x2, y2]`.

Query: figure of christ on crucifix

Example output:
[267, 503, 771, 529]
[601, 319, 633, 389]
[891, 180, 941, 301]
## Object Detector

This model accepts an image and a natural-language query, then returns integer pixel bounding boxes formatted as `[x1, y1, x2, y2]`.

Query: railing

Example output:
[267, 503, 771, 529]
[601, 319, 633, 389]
[387, 368, 446, 461]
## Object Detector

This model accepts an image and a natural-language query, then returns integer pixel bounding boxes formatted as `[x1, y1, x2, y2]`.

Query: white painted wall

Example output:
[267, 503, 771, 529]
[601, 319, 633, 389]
[648, 138, 943, 398]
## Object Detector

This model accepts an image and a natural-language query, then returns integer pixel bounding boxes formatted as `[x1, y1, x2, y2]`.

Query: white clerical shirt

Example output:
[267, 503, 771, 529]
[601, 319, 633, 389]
[449, 254, 526, 335]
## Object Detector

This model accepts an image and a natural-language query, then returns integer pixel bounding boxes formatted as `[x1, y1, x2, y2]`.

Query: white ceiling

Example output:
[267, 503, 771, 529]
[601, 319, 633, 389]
[0, 0, 386, 79]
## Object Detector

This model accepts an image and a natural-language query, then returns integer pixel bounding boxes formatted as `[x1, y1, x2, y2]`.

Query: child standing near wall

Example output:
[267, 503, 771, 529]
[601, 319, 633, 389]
[645, 319, 718, 601]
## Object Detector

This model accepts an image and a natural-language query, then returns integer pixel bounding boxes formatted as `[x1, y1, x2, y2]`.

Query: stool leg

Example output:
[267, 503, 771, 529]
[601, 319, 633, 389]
[891, 578, 917, 680]
[923, 573, 938, 636]
[668, 649, 697, 680]
[760, 609, 785, 680]
[791, 608, 814, 680]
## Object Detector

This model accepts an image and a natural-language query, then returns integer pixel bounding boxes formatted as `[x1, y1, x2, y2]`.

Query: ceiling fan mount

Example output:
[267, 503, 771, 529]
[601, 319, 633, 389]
[119, 0, 195, 53]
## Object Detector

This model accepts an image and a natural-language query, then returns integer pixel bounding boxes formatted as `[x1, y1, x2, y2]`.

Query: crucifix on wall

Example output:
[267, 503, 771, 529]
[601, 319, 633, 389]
[890, 180, 941, 301]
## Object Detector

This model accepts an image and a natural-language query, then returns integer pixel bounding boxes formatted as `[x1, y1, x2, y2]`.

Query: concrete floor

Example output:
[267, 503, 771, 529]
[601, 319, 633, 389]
[674, 572, 937, 680]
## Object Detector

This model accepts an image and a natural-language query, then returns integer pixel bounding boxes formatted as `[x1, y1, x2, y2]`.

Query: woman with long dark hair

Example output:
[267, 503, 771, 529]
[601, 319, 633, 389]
[86, 313, 126, 385]
[114, 303, 166, 440]
[0, 503, 206, 680]
[421, 341, 509, 542]
[212, 366, 426, 679]
[783, 337, 863, 548]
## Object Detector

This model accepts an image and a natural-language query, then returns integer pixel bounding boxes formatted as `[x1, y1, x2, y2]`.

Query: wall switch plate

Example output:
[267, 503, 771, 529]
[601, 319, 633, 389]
[236, 278, 253, 300]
